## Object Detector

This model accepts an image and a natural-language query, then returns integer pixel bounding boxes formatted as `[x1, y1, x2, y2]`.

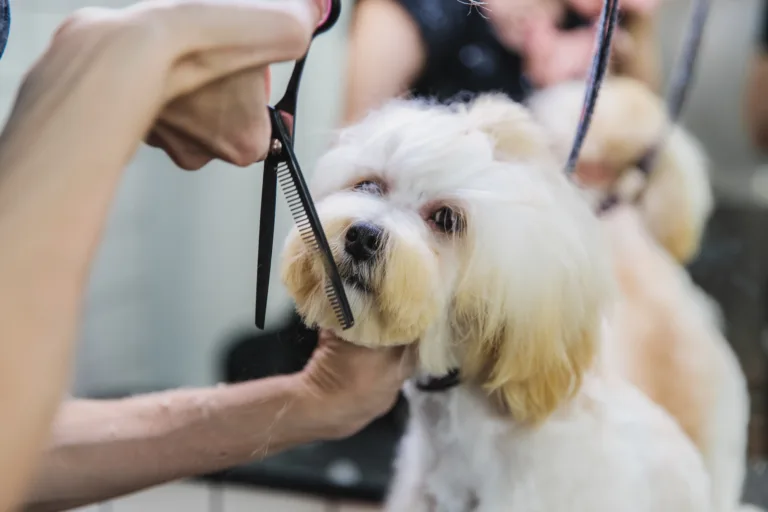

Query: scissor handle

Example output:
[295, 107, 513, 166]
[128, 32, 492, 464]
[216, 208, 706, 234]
[273, 0, 341, 118]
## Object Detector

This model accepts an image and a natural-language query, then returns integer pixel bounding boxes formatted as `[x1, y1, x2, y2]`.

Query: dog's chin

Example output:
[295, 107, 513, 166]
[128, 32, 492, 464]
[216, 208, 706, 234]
[281, 226, 444, 349]
[339, 259, 376, 295]
[344, 275, 371, 293]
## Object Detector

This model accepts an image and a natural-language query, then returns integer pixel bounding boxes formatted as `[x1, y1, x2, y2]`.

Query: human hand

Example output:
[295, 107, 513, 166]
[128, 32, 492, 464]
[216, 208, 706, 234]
[143, 0, 329, 169]
[567, 0, 660, 17]
[145, 68, 274, 170]
[296, 329, 416, 439]
[518, 0, 660, 87]
[25, 0, 327, 173]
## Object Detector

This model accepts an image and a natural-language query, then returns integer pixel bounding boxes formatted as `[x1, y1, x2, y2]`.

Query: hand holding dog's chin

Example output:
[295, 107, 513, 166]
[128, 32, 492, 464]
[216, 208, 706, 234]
[293, 329, 415, 440]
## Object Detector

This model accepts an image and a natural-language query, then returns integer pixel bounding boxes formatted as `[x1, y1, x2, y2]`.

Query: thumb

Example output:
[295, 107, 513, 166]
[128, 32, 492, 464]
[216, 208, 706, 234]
[155, 0, 322, 59]
[135, 0, 326, 98]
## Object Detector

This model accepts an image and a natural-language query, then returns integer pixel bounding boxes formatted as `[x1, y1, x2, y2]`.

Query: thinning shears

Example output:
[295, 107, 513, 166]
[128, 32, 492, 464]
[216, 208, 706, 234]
[255, 0, 354, 330]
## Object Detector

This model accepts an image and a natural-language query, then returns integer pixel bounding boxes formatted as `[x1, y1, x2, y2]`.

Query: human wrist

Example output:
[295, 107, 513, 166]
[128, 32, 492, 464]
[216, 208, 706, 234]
[284, 372, 357, 442]
[181, 376, 326, 463]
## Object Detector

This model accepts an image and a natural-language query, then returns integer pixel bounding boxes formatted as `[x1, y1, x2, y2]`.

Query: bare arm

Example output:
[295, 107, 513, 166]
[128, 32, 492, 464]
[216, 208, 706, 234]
[0, 21, 173, 512]
[23, 378, 325, 511]
[22, 332, 411, 511]
[20, 332, 411, 512]
[342, 0, 426, 125]
[0, 3, 321, 509]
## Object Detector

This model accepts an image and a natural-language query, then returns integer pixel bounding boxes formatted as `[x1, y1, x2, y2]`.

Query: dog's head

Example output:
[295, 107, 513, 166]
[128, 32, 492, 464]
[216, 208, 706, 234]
[281, 94, 610, 423]
[528, 77, 713, 263]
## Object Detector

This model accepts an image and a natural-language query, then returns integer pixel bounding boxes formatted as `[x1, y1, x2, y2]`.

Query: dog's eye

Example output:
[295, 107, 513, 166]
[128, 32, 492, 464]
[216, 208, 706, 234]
[430, 207, 463, 234]
[353, 180, 383, 195]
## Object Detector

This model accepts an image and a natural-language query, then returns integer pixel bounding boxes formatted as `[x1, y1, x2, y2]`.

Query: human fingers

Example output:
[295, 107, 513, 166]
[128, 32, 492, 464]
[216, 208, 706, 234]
[523, 17, 595, 86]
[566, 0, 660, 18]
[565, 0, 604, 18]
[158, 66, 273, 166]
[314, 330, 413, 390]
[129, 0, 323, 100]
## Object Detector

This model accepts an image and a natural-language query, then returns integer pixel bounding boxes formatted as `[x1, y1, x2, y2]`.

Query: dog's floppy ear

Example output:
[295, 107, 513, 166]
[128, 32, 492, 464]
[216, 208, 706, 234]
[464, 93, 554, 163]
[452, 259, 602, 424]
[449, 189, 608, 423]
[638, 127, 713, 264]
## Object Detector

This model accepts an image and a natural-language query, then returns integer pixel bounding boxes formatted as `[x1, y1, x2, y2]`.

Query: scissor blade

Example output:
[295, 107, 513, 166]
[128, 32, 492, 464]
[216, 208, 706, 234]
[255, 155, 279, 329]
[271, 114, 354, 330]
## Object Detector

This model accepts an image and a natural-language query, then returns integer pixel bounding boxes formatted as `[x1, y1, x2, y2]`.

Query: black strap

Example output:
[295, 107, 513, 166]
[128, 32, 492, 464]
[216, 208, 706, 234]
[564, 0, 621, 175]
[415, 368, 462, 392]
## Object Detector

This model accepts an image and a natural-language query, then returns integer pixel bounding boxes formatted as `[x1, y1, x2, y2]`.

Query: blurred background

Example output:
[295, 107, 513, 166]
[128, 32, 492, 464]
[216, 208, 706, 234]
[5, 0, 768, 510]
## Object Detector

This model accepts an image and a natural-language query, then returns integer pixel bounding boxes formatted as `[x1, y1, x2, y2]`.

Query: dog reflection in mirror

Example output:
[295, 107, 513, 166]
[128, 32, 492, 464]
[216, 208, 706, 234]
[281, 94, 710, 511]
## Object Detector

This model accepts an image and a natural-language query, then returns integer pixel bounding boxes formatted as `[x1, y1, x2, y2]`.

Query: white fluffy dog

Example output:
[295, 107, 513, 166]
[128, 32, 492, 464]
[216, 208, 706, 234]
[528, 78, 754, 512]
[281, 95, 711, 511]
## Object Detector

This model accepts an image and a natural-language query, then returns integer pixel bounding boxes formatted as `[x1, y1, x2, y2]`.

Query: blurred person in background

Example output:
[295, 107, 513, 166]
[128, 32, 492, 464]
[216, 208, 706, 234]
[343, 0, 662, 125]
[0, 1, 412, 511]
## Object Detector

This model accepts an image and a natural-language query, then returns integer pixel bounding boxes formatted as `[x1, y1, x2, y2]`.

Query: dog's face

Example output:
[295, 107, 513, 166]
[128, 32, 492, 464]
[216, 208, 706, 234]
[281, 95, 610, 422]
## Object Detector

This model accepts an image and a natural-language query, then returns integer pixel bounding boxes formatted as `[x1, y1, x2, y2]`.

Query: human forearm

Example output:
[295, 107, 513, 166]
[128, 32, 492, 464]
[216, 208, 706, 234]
[0, 18, 172, 511]
[24, 376, 327, 511]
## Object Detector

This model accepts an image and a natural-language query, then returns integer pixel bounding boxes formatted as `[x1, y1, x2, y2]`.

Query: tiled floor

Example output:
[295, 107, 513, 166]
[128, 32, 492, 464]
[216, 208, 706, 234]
[64, 463, 768, 511]
[69, 482, 381, 512]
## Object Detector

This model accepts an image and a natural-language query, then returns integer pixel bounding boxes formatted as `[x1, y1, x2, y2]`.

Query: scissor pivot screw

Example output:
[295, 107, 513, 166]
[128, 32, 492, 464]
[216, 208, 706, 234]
[270, 139, 283, 156]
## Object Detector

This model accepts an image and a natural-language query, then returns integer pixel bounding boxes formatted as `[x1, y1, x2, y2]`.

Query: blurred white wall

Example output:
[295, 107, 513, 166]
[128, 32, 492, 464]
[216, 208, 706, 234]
[0, 0, 765, 394]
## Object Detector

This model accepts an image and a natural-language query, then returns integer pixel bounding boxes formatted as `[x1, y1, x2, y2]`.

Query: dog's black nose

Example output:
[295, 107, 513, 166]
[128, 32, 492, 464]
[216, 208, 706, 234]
[345, 222, 383, 262]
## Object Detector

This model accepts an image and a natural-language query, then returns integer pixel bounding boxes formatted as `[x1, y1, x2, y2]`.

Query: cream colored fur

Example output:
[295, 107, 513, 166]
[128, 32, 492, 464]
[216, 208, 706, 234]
[281, 94, 711, 511]
[529, 77, 755, 512]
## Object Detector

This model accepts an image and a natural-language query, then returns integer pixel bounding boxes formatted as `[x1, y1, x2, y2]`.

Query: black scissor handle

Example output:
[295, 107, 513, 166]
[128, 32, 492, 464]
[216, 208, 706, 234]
[274, 0, 341, 118]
